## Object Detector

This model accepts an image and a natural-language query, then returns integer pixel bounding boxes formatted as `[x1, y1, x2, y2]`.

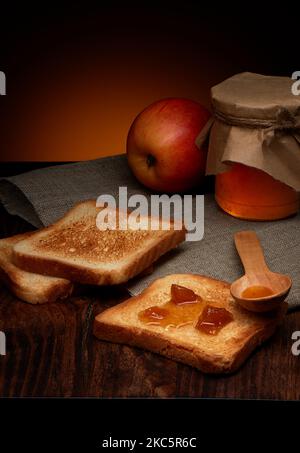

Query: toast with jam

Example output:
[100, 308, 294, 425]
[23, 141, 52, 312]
[93, 274, 287, 373]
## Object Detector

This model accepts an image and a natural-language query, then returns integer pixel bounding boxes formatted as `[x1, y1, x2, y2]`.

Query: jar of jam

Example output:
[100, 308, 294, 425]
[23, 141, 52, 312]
[216, 164, 299, 220]
[204, 72, 300, 221]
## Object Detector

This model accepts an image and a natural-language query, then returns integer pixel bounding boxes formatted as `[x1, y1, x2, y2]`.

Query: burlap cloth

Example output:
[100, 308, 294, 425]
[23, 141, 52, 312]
[0, 155, 299, 310]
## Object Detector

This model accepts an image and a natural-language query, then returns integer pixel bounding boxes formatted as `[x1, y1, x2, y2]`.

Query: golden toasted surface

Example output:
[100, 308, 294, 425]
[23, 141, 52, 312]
[35, 216, 165, 263]
[13, 201, 186, 285]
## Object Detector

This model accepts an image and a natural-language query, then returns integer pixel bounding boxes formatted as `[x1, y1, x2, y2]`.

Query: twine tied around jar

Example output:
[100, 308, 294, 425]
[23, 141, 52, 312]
[195, 106, 300, 191]
[214, 107, 300, 145]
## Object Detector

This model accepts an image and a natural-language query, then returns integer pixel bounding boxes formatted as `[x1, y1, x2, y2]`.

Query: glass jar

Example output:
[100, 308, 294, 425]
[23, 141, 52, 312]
[201, 73, 300, 221]
[216, 163, 299, 220]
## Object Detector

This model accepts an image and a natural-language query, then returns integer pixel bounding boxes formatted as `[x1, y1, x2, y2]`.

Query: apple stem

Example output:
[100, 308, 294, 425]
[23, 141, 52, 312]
[146, 154, 156, 167]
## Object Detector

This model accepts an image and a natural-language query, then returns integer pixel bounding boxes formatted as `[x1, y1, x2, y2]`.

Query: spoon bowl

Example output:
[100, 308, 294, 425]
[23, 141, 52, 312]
[231, 271, 292, 312]
[230, 231, 292, 313]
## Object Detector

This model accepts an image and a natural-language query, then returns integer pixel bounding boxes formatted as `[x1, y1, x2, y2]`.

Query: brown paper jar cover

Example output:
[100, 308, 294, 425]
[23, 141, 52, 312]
[197, 73, 300, 220]
[197, 72, 300, 192]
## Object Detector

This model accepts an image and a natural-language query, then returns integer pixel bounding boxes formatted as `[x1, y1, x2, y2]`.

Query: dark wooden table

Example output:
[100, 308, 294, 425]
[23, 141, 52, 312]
[0, 163, 299, 399]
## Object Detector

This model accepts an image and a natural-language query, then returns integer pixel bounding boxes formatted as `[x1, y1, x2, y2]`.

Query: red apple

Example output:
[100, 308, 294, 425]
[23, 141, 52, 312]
[126, 98, 211, 193]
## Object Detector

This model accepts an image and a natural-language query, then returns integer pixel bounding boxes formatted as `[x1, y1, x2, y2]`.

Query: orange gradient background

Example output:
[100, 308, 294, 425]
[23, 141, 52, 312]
[0, 4, 297, 161]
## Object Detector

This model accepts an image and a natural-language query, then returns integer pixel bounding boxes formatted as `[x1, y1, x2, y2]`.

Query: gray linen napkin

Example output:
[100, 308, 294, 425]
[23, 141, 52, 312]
[0, 155, 299, 310]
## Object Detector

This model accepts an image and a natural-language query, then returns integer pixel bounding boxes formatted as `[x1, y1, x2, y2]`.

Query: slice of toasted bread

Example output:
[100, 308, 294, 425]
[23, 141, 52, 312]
[93, 274, 287, 374]
[13, 201, 185, 285]
[0, 232, 73, 304]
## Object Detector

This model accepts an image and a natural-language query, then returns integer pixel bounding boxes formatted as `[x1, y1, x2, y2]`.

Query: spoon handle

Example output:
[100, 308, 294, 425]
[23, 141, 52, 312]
[234, 231, 269, 274]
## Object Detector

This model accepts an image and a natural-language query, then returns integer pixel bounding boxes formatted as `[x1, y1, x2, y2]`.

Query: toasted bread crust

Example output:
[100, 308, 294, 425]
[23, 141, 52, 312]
[0, 267, 73, 304]
[94, 316, 284, 373]
[0, 232, 73, 304]
[93, 274, 287, 374]
[13, 201, 186, 285]
[13, 228, 184, 285]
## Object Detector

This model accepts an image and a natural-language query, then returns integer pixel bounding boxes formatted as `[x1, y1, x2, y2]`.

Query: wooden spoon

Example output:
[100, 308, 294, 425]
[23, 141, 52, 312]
[230, 231, 292, 312]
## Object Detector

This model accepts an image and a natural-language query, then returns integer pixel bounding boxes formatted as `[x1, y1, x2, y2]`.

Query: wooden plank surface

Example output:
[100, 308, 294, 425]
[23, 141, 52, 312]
[0, 184, 299, 399]
[1, 278, 300, 398]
